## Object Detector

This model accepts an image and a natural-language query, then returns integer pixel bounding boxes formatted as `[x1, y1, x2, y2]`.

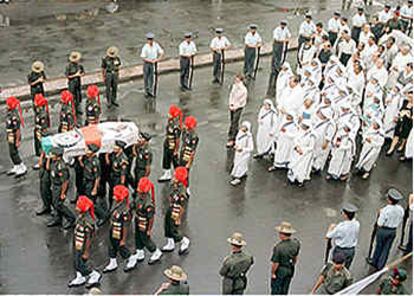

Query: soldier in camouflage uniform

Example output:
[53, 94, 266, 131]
[59, 90, 77, 133]
[102, 46, 121, 108]
[27, 61, 46, 101]
[125, 177, 162, 271]
[133, 132, 153, 194]
[161, 167, 190, 255]
[270, 222, 301, 295]
[179, 116, 199, 195]
[68, 196, 102, 288]
[46, 147, 76, 229]
[159, 105, 182, 182]
[105, 140, 129, 210]
[155, 265, 190, 295]
[85, 85, 101, 125]
[65, 51, 85, 115]
[220, 232, 254, 295]
[103, 185, 133, 273]
[5, 96, 27, 177]
[377, 268, 408, 295]
[32, 94, 50, 170]
[311, 253, 353, 294]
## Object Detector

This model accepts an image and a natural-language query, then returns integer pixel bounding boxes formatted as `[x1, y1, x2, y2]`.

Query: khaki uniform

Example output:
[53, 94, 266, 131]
[220, 250, 254, 294]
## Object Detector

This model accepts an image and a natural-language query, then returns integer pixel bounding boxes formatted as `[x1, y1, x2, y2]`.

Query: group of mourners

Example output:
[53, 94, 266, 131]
[2, 0, 413, 294]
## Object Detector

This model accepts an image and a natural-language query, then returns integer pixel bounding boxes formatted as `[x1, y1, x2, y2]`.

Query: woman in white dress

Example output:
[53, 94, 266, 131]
[230, 121, 254, 186]
[254, 99, 278, 158]
[383, 85, 403, 139]
[276, 62, 293, 106]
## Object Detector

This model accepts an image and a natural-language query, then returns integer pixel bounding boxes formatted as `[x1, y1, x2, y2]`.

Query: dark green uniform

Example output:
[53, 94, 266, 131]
[85, 100, 101, 125]
[108, 152, 129, 208]
[65, 62, 85, 114]
[59, 104, 76, 133]
[39, 153, 52, 212]
[379, 277, 408, 295]
[164, 182, 188, 243]
[101, 55, 121, 105]
[6, 109, 22, 166]
[179, 130, 199, 168]
[34, 107, 49, 157]
[318, 263, 353, 294]
[134, 143, 152, 188]
[270, 238, 301, 295]
[160, 281, 190, 295]
[134, 192, 157, 252]
[386, 19, 404, 32]
[108, 202, 131, 259]
[162, 118, 181, 170]
[82, 155, 106, 220]
[27, 71, 46, 101]
[220, 250, 254, 294]
[73, 213, 95, 276]
[50, 158, 76, 225]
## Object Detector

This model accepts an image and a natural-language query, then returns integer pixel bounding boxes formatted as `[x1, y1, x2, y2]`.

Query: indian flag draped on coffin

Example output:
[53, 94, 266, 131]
[41, 121, 139, 157]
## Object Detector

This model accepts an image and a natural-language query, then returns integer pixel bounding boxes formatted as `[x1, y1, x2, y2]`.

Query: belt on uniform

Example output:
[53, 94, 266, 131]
[379, 226, 397, 230]
[335, 246, 355, 250]
[273, 40, 285, 44]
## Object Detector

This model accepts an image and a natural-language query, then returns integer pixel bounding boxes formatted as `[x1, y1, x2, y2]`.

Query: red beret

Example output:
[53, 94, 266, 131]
[76, 195, 95, 220]
[185, 116, 197, 129]
[113, 185, 129, 202]
[87, 84, 99, 98]
[174, 166, 188, 187]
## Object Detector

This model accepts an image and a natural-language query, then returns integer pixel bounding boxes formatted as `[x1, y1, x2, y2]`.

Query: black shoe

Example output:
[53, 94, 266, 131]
[107, 103, 112, 109]
[77, 110, 83, 115]
[112, 102, 119, 107]
[36, 207, 51, 216]
[47, 219, 62, 227]
[63, 220, 75, 230]
[212, 79, 220, 84]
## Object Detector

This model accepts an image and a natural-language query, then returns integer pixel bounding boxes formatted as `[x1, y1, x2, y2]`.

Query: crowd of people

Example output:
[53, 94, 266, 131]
[2, 0, 413, 294]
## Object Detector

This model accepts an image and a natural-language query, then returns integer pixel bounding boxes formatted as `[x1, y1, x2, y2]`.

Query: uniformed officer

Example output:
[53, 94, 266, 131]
[270, 222, 301, 295]
[124, 177, 162, 271]
[79, 144, 106, 224]
[179, 32, 197, 91]
[140, 32, 165, 98]
[5, 96, 27, 177]
[210, 28, 231, 84]
[326, 203, 360, 269]
[59, 90, 77, 133]
[219, 232, 254, 295]
[27, 61, 46, 101]
[155, 265, 190, 295]
[298, 14, 316, 48]
[68, 196, 102, 288]
[32, 94, 50, 170]
[85, 84, 101, 125]
[102, 46, 121, 108]
[161, 167, 190, 254]
[244, 24, 262, 80]
[377, 268, 408, 295]
[46, 147, 76, 229]
[267, 20, 291, 97]
[179, 116, 199, 194]
[368, 188, 405, 270]
[36, 149, 52, 216]
[106, 140, 129, 209]
[310, 253, 353, 294]
[65, 51, 85, 115]
[159, 105, 182, 182]
[103, 185, 133, 273]
[133, 132, 153, 192]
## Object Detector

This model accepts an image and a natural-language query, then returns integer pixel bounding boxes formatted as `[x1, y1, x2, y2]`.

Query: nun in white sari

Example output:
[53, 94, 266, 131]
[355, 120, 385, 179]
[255, 99, 278, 158]
[326, 123, 356, 181]
[287, 120, 316, 186]
[383, 85, 403, 139]
[312, 107, 336, 172]
[230, 121, 254, 186]
[276, 62, 293, 106]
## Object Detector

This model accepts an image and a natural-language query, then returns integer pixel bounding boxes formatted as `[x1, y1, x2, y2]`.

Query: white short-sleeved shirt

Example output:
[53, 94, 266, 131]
[352, 13, 367, 27]
[378, 10, 392, 23]
[338, 39, 356, 55]
[326, 220, 360, 248]
[179, 41, 197, 56]
[401, 5, 413, 19]
[140, 42, 164, 60]
[273, 26, 291, 41]
[244, 32, 262, 46]
[299, 21, 316, 37]
[377, 204, 405, 228]
[328, 17, 341, 33]
[210, 36, 231, 50]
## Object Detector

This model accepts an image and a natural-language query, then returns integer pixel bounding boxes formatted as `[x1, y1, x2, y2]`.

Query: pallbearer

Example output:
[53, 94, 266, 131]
[179, 116, 199, 194]
[59, 90, 77, 133]
[85, 84, 101, 125]
[32, 94, 50, 170]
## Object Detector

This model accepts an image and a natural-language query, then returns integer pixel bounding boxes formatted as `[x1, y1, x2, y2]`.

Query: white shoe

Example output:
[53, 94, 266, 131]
[86, 270, 102, 288]
[33, 162, 40, 170]
[15, 163, 27, 177]
[230, 178, 241, 186]
[68, 272, 86, 287]
[7, 165, 17, 176]
[103, 258, 118, 273]
[124, 254, 138, 272]
[148, 248, 163, 264]
[136, 249, 145, 262]
[162, 238, 175, 252]
[179, 237, 190, 255]
[158, 169, 172, 182]
[186, 187, 191, 196]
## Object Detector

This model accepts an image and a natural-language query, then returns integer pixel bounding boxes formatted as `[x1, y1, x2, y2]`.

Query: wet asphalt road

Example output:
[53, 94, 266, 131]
[0, 51, 412, 294]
